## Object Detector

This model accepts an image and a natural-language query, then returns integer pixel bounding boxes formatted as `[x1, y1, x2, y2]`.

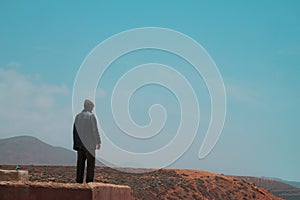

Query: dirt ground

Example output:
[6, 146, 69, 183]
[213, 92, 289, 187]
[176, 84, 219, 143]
[0, 165, 282, 200]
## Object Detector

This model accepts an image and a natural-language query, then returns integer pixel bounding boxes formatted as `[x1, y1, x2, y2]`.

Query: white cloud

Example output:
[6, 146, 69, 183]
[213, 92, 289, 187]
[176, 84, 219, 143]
[0, 67, 73, 149]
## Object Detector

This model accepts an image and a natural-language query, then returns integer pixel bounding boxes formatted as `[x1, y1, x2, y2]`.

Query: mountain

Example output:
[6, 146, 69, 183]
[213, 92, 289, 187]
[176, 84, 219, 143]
[0, 136, 77, 166]
[262, 177, 300, 189]
[238, 176, 300, 200]
[284, 180, 300, 189]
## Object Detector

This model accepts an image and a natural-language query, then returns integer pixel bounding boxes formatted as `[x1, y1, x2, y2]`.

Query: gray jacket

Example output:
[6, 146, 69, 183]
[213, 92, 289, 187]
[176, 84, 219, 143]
[73, 110, 101, 153]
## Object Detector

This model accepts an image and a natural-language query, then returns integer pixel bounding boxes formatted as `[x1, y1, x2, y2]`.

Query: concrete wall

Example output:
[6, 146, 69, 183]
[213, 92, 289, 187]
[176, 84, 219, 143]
[0, 181, 131, 200]
[0, 170, 28, 182]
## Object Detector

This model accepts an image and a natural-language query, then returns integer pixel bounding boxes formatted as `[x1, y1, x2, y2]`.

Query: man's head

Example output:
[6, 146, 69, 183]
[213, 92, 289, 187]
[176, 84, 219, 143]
[84, 99, 94, 112]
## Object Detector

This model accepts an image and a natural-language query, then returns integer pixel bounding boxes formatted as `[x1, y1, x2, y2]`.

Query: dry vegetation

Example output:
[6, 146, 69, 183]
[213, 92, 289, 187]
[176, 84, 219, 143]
[0, 165, 282, 200]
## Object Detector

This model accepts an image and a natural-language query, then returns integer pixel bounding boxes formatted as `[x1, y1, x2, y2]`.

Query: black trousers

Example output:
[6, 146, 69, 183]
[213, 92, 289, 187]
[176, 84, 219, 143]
[76, 148, 95, 183]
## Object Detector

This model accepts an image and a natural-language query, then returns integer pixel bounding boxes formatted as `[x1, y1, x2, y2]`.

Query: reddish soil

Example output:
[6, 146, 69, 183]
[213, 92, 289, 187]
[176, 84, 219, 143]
[0, 165, 282, 200]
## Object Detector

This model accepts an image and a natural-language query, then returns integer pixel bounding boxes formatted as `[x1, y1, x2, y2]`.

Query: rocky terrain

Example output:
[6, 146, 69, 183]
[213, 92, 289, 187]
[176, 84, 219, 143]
[0, 165, 282, 200]
[239, 176, 300, 200]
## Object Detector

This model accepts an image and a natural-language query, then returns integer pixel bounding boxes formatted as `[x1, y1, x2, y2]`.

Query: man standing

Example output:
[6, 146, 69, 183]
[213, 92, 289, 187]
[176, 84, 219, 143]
[73, 99, 101, 183]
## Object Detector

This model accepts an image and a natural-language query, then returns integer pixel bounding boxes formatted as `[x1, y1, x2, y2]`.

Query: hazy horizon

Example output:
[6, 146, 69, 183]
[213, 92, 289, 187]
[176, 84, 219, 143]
[2, 134, 300, 183]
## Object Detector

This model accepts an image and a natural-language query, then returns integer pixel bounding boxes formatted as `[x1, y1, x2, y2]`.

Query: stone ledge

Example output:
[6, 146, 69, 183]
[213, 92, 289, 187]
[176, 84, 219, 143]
[0, 181, 131, 200]
[0, 169, 28, 182]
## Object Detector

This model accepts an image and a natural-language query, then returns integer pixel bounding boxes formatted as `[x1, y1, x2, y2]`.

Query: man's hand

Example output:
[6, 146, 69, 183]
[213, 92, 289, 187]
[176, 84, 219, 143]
[96, 144, 101, 150]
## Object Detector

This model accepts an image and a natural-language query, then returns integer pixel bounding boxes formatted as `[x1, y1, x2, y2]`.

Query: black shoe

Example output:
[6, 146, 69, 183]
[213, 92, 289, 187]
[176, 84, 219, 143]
[76, 180, 83, 184]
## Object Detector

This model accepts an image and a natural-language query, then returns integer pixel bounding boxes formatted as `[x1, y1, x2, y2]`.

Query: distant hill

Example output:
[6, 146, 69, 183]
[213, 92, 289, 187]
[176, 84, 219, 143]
[284, 180, 300, 189]
[0, 136, 76, 166]
[261, 177, 300, 189]
[0, 136, 103, 166]
[238, 176, 300, 200]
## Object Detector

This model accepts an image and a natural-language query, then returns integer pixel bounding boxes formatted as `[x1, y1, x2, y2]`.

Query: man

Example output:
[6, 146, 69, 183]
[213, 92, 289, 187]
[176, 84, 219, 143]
[73, 99, 101, 183]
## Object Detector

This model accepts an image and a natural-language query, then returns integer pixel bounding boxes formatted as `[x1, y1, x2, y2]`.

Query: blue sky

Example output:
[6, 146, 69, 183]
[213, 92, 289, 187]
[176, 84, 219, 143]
[0, 1, 299, 181]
